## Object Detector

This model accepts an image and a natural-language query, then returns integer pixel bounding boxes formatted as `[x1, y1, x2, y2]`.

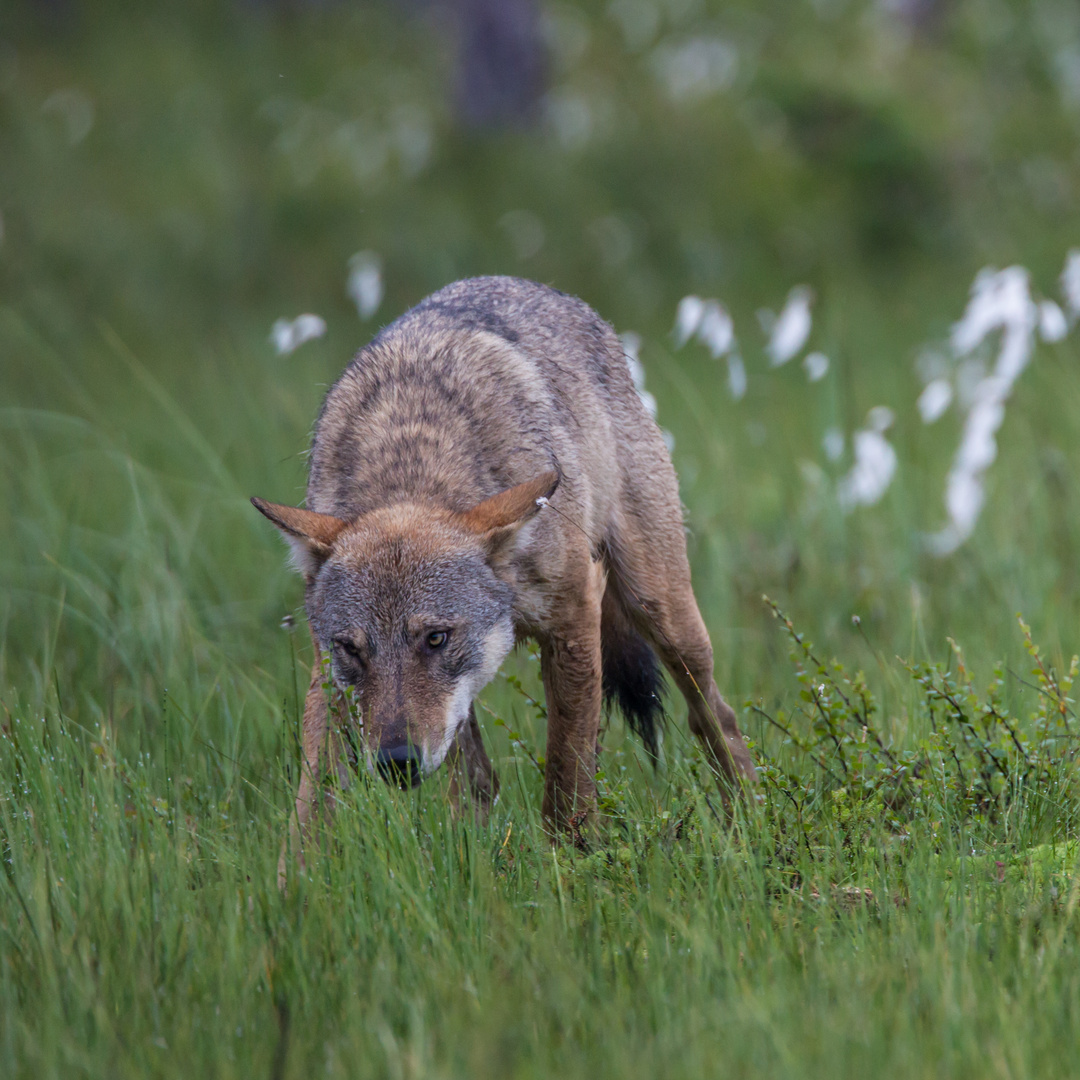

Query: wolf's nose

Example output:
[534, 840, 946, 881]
[376, 743, 424, 789]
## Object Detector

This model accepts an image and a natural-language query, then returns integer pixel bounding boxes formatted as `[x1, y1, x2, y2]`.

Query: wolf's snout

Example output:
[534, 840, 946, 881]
[376, 741, 424, 789]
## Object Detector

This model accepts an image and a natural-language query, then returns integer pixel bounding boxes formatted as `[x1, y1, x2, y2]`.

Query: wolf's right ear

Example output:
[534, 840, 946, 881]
[251, 498, 348, 581]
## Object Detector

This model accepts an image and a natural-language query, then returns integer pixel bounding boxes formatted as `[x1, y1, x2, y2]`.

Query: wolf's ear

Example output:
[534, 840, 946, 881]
[251, 498, 348, 580]
[457, 470, 560, 561]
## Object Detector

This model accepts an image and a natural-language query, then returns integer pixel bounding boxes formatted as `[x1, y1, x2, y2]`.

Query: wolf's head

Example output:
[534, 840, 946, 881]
[252, 471, 558, 786]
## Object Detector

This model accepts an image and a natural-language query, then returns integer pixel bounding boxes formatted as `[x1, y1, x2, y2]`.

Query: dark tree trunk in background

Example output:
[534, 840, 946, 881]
[448, 0, 546, 130]
[887, 0, 949, 35]
[242, 0, 550, 130]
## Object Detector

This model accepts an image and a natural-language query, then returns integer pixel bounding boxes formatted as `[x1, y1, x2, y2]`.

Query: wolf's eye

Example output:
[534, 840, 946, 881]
[334, 638, 363, 663]
[426, 630, 448, 649]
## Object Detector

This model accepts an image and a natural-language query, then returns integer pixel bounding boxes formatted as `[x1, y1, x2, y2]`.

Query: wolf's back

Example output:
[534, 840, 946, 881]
[305, 276, 647, 525]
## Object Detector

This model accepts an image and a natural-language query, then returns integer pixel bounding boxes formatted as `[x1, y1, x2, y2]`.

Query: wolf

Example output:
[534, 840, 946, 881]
[253, 276, 756, 881]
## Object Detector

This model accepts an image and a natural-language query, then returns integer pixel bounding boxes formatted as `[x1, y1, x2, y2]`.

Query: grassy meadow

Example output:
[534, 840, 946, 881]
[4, 1, 1080, 1075]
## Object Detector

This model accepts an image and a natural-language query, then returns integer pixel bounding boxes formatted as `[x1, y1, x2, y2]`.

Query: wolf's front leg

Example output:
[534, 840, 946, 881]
[278, 648, 354, 890]
[278, 655, 328, 889]
[539, 560, 605, 841]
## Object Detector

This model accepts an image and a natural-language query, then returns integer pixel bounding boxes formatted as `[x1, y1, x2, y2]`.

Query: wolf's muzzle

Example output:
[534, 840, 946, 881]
[376, 742, 424, 789]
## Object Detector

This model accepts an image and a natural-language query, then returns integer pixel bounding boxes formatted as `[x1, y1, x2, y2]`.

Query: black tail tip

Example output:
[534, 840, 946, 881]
[602, 630, 666, 762]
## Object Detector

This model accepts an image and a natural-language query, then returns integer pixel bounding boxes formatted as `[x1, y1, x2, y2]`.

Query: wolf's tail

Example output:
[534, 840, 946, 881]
[600, 590, 666, 761]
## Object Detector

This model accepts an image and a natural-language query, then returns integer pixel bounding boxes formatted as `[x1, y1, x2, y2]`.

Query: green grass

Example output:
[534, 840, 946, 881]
[4, 1, 1080, 1076]
[5, 654, 1080, 1079]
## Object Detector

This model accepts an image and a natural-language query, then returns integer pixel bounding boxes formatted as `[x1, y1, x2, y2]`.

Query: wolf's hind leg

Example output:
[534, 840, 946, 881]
[648, 585, 757, 792]
[447, 705, 499, 824]
[607, 537, 757, 795]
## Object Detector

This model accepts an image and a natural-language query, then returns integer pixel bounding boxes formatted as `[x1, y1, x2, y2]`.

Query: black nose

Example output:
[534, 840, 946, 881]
[376, 743, 424, 789]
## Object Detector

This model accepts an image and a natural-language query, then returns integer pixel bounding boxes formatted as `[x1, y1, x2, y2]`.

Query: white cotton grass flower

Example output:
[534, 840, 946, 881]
[673, 295, 706, 346]
[803, 351, 829, 382]
[271, 314, 327, 356]
[673, 296, 735, 356]
[927, 265, 1038, 556]
[619, 331, 663, 424]
[672, 295, 743, 398]
[917, 378, 953, 424]
[837, 422, 897, 512]
[955, 355, 988, 409]
[948, 266, 1034, 377]
[726, 352, 747, 401]
[1061, 249, 1080, 319]
[822, 427, 845, 463]
[347, 251, 383, 320]
[1039, 300, 1068, 342]
[867, 406, 895, 433]
[698, 301, 734, 358]
[944, 469, 985, 539]
[767, 285, 813, 366]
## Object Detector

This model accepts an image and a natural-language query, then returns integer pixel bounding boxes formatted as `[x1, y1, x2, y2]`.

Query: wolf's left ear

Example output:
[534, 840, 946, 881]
[251, 497, 348, 581]
[458, 469, 560, 560]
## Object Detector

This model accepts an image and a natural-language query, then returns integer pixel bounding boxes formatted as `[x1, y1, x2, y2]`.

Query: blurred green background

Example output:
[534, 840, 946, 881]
[7, 5, 1080, 1078]
[3, 0, 1080, 741]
